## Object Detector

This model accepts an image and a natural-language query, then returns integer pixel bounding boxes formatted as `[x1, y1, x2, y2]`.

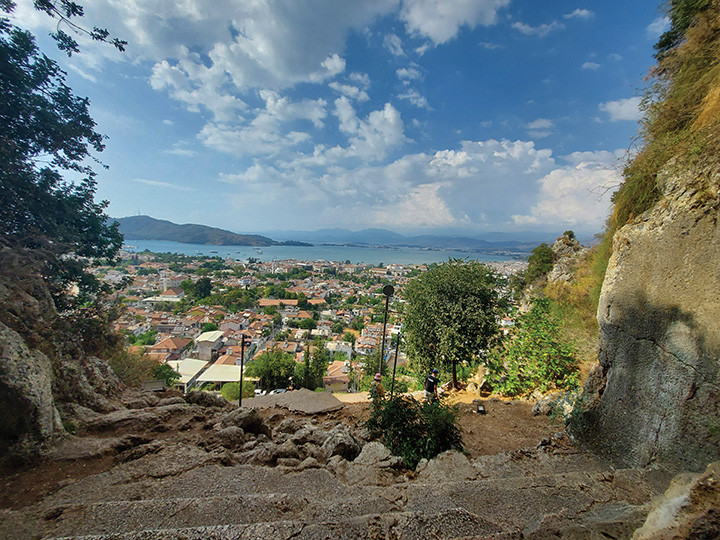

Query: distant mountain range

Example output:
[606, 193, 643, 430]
[115, 216, 309, 246]
[115, 215, 555, 253]
[256, 227, 548, 252]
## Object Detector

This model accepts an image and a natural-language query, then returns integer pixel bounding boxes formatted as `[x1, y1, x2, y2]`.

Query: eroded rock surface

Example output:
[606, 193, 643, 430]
[570, 162, 720, 470]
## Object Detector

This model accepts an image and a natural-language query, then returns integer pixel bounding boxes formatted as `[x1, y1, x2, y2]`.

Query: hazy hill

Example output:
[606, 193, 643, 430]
[116, 216, 276, 246]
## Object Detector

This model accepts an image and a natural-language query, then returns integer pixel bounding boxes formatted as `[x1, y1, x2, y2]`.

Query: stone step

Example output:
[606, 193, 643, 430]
[3, 464, 672, 539]
[50, 503, 651, 540]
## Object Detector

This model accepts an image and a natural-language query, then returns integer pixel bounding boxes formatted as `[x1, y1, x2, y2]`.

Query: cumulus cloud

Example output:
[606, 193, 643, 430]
[329, 82, 369, 102]
[512, 20, 565, 37]
[582, 61, 601, 70]
[599, 97, 642, 121]
[512, 151, 622, 229]
[398, 89, 431, 109]
[329, 98, 407, 161]
[397, 66, 422, 82]
[526, 118, 554, 138]
[564, 9, 594, 20]
[384, 33, 405, 56]
[401, 0, 510, 45]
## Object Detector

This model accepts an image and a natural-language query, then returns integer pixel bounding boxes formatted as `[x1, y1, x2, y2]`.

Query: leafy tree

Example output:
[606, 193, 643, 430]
[201, 322, 218, 332]
[152, 363, 180, 387]
[220, 380, 254, 402]
[194, 277, 212, 299]
[299, 318, 317, 330]
[525, 243, 555, 282]
[403, 259, 502, 388]
[245, 349, 296, 391]
[1, 2, 125, 306]
[342, 331, 356, 344]
[486, 298, 579, 396]
[331, 321, 344, 334]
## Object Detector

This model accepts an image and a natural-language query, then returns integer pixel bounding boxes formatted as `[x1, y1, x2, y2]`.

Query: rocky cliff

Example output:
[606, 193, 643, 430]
[570, 161, 720, 471]
[0, 246, 123, 461]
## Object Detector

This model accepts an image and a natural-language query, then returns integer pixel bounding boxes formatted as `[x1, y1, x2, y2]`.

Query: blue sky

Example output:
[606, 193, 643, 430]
[16, 1, 669, 238]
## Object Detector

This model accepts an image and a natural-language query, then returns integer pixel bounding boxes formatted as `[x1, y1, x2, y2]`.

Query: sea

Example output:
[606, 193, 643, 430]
[123, 240, 524, 266]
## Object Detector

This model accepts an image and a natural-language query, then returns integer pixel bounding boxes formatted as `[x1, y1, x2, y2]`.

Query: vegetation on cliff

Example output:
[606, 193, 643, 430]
[594, 0, 720, 292]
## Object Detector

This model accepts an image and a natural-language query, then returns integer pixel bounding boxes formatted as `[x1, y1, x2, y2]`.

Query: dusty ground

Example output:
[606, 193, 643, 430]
[0, 390, 557, 510]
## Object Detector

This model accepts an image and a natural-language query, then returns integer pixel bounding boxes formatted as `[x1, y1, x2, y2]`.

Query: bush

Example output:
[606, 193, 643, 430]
[220, 381, 255, 402]
[486, 298, 580, 396]
[108, 350, 156, 386]
[364, 396, 463, 469]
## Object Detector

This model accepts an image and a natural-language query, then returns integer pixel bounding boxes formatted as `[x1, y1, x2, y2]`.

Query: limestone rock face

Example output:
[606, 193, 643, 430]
[548, 233, 587, 284]
[570, 162, 720, 470]
[0, 322, 62, 456]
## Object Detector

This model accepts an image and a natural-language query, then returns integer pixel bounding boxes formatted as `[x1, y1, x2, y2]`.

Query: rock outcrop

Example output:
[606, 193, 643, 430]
[0, 247, 123, 462]
[547, 232, 587, 284]
[570, 161, 720, 471]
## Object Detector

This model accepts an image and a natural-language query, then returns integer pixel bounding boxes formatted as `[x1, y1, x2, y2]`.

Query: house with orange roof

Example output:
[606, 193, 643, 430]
[323, 360, 350, 392]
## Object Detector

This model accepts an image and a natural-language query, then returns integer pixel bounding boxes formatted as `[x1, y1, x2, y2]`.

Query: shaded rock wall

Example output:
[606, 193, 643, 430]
[0, 246, 123, 461]
[570, 162, 720, 471]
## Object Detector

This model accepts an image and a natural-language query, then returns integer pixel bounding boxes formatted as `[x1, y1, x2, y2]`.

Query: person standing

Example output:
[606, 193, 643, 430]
[370, 372, 385, 403]
[424, 368, 440, 402]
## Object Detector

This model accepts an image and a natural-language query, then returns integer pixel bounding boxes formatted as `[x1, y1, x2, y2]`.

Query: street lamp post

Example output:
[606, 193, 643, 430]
[238, 333, 249, 408]
[390, 332, 401, 399]
[379, 284, 394, 376]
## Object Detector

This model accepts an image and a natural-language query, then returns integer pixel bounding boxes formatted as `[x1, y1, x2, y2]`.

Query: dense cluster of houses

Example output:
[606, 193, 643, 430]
[96, 253, 525, 394]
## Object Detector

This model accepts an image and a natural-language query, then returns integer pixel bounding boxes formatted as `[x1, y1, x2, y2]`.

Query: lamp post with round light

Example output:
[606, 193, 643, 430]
[379, 284, 394, 376]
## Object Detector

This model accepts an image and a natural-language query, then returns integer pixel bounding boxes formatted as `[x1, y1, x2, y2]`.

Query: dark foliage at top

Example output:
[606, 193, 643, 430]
[0, 1, 124, 307]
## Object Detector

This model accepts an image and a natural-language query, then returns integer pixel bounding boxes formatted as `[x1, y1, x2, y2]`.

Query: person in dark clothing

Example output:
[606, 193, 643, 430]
[424, 368, 440, 402]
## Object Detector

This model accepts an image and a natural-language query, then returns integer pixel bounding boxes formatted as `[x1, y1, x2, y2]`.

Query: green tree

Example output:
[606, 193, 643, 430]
[220, 380, 255, 402]
[526, 243, 555, 282]
[403, 259, 502, 388]
[0, 3, 125, 306]
[152, 363, 180, 387]
[299, 318, 317, 330]
[245, 349, 296, 391]
[342, 331, 356, 344]
[486, 298, 579, 396]
[194, 277, 212, 299]
[201, 322, 218, 332]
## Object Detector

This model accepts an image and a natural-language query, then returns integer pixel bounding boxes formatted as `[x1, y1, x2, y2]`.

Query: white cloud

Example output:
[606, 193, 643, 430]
[329, 82, 369, 102]
[564, 9, 594, 20]
[197, 91, 326, 156]
[512, 20, 565, 37]
[582, 61, 601, 70]
[398, 89, 431, 109]
[133, 178, 197, 191]
[479, 41, 501, 50]
[397, 67, 422, 81]
[512, 151, 622, 228]
[401, 0, 510, 45]
[599, 97, 642, 121]
[329, 98, 407, 161]
[647, 16, 670, 38]
[527, 118, 553, 130]
[384, 33, 405, 56]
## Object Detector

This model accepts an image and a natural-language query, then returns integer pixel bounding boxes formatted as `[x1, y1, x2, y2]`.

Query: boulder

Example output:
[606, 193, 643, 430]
[0, 322, 62, 457]
[320, 425, 361, 462]
[353, 442, 403, 468]
[291, 426, 330, 446]
[218, 426, 245, 449]
[185, 390, 229, 408]
[220, 407, 271, 436]
[415, 450, 477, 483]
[632, 461, 720, 539]
[157, 396, 186, 407]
